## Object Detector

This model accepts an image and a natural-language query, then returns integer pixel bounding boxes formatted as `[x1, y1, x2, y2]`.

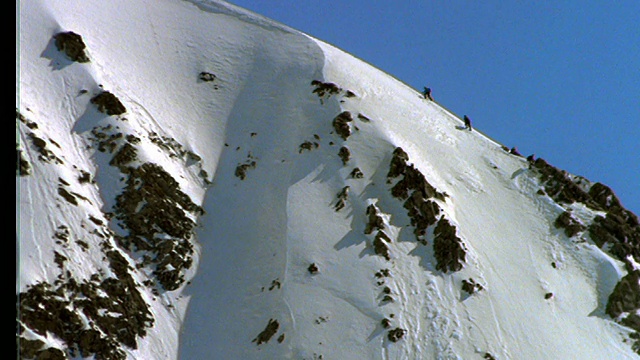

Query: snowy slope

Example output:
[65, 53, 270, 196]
[17, 1, 640, 359]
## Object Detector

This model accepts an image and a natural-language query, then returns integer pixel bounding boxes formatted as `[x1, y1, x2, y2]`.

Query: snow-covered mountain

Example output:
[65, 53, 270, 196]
[16, 1, 640, 359]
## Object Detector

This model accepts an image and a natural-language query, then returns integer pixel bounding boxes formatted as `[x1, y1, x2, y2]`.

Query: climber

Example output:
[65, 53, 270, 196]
[422, 87, 433, 101]
[463, 115, 472, 131]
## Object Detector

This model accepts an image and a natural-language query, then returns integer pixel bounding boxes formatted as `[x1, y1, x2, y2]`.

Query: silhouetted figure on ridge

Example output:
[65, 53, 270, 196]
[463, 115, 472, 131]
[422, 87, 433, 101]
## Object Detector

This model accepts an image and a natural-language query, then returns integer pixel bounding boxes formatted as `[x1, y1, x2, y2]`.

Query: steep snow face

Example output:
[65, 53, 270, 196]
[17, 1, 639, 359]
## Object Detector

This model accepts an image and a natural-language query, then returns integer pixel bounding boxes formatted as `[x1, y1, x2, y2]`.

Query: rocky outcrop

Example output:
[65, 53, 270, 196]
[311, 80, 341, 99]
[554, 211, 586, 238]
[17, 244, 154, 360]
[332, 111, 353, 140]
[386, 147, 465, 271]
[532, 158, 597, 208]
[54, 31, 90, 63]
[533, 158, 639, 261]
[433, 217, 466, 273]
[388, 149, 442, 230]
[589, 208, 640, 261]
[589, 182, 623, 210]
[387, 147, 409, 179]
[533, 157, 640, 353]
[606, 269, 640, 354]
[91, 91, 127, 116]
[114, 163, 202, 291]
[461, 278, 484, 295]
[606, 270, 640, 319]
[252, 319, 280, 345]
[404, 194, 440, 242]
[338, 146, 351, 165]
[334, 186, 350, 211]
[387, 327, 406, 342]
[198, 71, 216, 82]
[235, 160, 256, 180]
[373, 231, 392, 261]
[364, 205, 385, 235]
[350, 167, 364, 179]
[17, 143, 31, 176]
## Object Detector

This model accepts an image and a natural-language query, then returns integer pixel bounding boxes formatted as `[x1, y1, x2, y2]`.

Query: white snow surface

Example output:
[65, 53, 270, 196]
[17, 0, 638, 359]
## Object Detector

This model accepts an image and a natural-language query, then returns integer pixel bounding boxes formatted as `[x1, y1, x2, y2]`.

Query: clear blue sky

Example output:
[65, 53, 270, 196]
[228, 1, 639, 215]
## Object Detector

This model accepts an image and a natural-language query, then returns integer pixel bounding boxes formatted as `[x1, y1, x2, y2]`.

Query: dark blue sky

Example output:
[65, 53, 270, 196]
[228, 1, 639, 215]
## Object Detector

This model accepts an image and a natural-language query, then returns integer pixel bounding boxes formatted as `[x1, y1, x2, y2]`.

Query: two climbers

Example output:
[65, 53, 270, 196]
[422, 86, 473, 132]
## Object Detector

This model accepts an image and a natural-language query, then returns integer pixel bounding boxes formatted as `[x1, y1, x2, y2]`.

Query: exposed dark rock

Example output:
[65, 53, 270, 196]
[252, 319, 279, 345]
[27, 133, 64, 164]
[532, 158, 597, 208]
[381, 294, 394, 303]
[54, 31, 90, 63]
[387, 147, 409, 179]
[109, 142, 138, 170]
[357, 113, 371, 122]
[622, 313, 640, 334]
[606, 270, 640, 319]
[58, 186, 78, 206]
[235, 161, 256, 180]
[17, 251, 151, 360]
[381, 318, 391, 328]
[17, 143, 31, 176]
[461, 278, 483, 295]
[18, 338, 45, 359]
[545, 292, 554, 299]
[373, 231, 392, 261]
[34, 347, 66, 360]
[554, 211, 586, 237]
[589, 182, 623, 210]
[350, 167, 364, 179]
[311, 80, 341, 103]
[268, 279, 281, 291]
[299, 141, 318, 153]
[148, 132, 202, 163]
[404, 194, 440, 241]
[90, 126, 124, 153]
[388, 148, 444, 202]
[332, 111, 353, 140]
[588, 208, 640, 261]
[114, 162, 201, 290]
[199, 72, 216, 82]
[484, 353, 497, 360]
[78, 169, 92, 183]
[91, 91, 126, 116]
[375, 269, 390, 279]
[53, 251, 67, 269]
[308, 263, 319, 274]
[365, 205, 385, 235]
[433, 217, 466, 272]
[606, 269, 640, 354]
[335, 186, 350, 211]
[387, 327, 406, 342]
[338, 146, 351, 165]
